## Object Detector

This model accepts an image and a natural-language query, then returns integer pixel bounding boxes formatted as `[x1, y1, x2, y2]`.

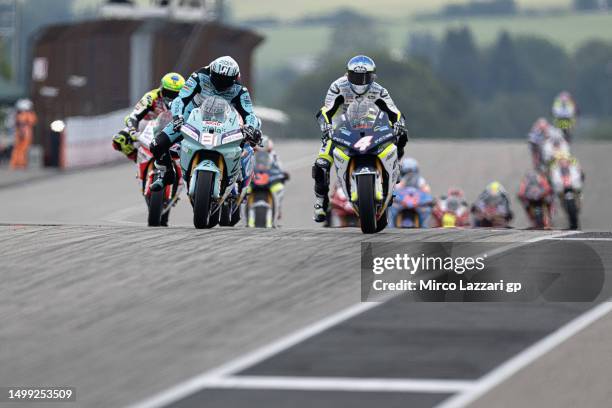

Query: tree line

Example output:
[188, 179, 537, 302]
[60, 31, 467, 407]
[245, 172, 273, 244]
[275, 24, 612, 140]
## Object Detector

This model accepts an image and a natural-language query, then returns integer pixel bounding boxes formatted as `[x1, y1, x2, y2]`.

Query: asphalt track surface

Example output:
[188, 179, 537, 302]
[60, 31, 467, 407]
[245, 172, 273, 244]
[1, 140, 612, 408]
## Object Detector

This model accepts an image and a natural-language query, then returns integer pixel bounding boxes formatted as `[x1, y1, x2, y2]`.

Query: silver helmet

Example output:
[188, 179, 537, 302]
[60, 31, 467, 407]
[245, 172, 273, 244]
[347, 55, 376, 95]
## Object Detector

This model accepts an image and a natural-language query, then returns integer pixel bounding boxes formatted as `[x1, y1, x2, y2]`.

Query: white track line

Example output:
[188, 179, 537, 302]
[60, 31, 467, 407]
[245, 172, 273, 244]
[549, 237, 612, 241]
[196, 376, 475, 394]
[127, 231, 573, 408]
[436, 299, 612, 408]
[127, 300, 384, 408]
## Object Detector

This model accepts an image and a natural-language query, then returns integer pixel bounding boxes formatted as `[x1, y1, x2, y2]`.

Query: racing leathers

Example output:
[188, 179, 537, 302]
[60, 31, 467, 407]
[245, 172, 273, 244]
[471, 188, 513, 227]
[552, 95, 577, 142]
[312, 76, 408, 221]
[149, 66, 261, 192]
[112, 88, 169, 161]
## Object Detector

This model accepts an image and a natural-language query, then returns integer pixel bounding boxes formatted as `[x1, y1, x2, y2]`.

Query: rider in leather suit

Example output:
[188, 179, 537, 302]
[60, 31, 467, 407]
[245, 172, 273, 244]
[312, 55, 408, 222]
[149, 56, 262, 192]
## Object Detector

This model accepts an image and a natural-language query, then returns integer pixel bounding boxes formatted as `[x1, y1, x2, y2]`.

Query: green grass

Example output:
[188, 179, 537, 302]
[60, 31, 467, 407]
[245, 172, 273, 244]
[229, 0, 571, 21]
[254, 12, 612, 70]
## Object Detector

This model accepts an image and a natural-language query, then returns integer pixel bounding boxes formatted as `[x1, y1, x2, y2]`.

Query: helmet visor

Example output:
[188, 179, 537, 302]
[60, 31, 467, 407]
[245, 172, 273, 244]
[211, 72, 236, 91]
[347, 71, 374, 86]
[161, 88, 179, 100]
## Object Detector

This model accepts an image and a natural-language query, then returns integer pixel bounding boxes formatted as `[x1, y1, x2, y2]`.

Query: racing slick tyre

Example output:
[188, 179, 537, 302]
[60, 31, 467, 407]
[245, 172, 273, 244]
[228, 203, 241, 226]
[565, 197, 579, 230]
[356, 174, 376, 234]
[160, 207, 170, 227]
[253, 191, 272, 228]
[254, 206, 268, 228]
[148, 188, 164, 227]
[207, 208, 220, 228]
[376, 209, 388, 232]
[219, 201, 233, 227]
[193, 171, 214, 229]
[534, 205, 545, 229]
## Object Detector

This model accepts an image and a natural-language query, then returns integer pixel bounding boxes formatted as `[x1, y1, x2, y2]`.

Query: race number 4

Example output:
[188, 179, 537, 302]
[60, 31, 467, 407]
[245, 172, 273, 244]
[354, 136, 373, 152]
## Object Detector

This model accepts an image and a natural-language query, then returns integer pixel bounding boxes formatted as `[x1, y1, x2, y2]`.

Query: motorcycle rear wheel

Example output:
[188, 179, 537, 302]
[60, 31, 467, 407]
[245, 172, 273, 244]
[219, 201, 233, 226]
[147, 179, 164, 227]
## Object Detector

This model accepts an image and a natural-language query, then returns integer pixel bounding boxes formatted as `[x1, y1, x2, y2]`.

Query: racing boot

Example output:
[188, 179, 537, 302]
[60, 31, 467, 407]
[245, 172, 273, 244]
[312, 158, 331, 223]
[150, 154, 175, 192]
[313, 194, 328, 223]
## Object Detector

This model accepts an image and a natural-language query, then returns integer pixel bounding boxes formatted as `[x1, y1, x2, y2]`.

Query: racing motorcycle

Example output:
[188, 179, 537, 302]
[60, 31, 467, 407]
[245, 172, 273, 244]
[431, 190, 470, 228]
[391, 185, 433, 228]
[549, 154, 583, 230]
[554, 117, 575, 143]
[471, 196, 512, 228]
[246, 150, 286, 228]
[179, 96, 253, 229]
[518, 172, 553, 229]
[329, 100, 400, 234]
[136, 111, 183, 226]
[327, 183, 360, 228]
[540, 127, 570, 170]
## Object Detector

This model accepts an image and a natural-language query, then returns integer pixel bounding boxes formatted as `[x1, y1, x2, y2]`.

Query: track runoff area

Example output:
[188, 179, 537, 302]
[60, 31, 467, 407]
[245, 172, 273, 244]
[131, 230, 612, 408]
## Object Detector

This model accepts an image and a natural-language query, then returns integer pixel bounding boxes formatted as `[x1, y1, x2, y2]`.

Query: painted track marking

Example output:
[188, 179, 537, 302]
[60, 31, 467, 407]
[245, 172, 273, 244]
[189, 376, 475, 393]
[435, 299, 612, 408]
[127, 231, 577, 408]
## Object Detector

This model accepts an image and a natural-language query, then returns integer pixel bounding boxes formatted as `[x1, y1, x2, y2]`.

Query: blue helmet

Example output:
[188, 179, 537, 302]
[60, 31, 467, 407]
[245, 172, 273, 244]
[347, 55, 376, 95]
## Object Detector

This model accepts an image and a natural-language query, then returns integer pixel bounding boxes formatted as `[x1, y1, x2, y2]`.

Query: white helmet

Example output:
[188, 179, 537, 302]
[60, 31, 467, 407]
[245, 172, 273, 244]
[347, 55, 376, 95]
[16, 98, 33, 111]
[209, 56, 240, 91]
[400, 157, 419, 177]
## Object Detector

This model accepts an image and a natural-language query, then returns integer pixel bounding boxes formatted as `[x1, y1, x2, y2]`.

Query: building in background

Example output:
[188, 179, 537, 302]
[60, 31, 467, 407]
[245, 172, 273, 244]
[29, 0, 263, 167]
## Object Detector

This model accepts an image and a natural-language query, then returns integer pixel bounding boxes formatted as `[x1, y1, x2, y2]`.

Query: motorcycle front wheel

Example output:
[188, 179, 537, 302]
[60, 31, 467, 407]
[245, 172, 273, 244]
[193, 171, 214, 229]
[565, 197, 579, 230]
[356, 174, 377, 234]
[254, 191, 273, 228]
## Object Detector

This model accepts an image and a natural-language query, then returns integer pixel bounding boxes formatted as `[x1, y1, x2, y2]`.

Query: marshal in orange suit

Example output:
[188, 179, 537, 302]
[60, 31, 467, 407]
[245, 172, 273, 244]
[10, 99, 37, 169]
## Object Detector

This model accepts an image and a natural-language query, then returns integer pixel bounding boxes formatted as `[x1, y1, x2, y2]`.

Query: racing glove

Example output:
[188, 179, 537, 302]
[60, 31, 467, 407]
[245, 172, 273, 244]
[320, 122, 333, 142]
[243, 126, 262, 147]
[393, 118, 408, 159]
[172, 115, 184, 133]
[393, 117, 407, 137]
[112, 130, 137, 161]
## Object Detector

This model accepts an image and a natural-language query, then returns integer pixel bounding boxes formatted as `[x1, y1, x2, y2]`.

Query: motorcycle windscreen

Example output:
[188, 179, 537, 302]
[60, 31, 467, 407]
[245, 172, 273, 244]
[345, 100, 379, 130]
[332, 100, 392, 152]
[254, 151, 273, 171]
[200, 96, 232, 124]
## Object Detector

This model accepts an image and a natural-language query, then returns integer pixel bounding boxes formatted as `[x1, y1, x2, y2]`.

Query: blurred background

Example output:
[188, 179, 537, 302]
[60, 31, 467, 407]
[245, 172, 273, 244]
[0, 0, 611, 229]
[1, 0, 612, 159]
